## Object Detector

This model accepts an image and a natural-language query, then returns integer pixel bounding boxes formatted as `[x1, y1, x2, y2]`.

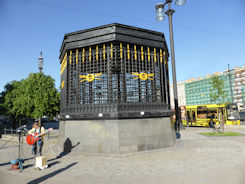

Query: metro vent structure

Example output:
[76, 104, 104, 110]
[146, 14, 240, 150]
[59, 23, 176, 154]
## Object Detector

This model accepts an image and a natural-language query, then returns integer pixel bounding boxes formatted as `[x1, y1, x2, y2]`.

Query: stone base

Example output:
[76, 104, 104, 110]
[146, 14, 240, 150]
[58, 117, 176, 154]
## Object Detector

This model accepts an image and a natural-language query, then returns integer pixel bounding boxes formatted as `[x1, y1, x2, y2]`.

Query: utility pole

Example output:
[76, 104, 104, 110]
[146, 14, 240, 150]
[228, 64, 234, 103]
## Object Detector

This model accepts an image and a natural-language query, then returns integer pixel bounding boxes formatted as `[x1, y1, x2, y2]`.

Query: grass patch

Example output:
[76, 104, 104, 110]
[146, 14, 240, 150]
[200, 132, 242, 136]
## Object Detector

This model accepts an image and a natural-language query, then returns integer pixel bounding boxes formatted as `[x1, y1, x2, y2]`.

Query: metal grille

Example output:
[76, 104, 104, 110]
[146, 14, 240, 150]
[60, 42, 171, 118]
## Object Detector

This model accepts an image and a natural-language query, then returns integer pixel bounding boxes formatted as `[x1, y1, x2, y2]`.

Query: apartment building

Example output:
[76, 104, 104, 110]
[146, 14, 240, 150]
[170, 81, 186, 109]
[233, 66, 245, 111]
[170, 65, 244, 111]
[185, 71, 234, 105]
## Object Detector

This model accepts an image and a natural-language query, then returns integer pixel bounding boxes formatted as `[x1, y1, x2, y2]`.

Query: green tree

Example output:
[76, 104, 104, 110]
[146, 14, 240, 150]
[2, 80, 25, 127]
[2, 73, 60, 127]
[23, 73, 60, 125]
[209, 75, 227, 132]
[209, 75, 227, 104]
[0, 82, 15, 115]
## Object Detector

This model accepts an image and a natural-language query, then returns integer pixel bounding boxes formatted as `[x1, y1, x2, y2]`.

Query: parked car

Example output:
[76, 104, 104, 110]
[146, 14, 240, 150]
[41, 118, 58, 123]
[240, 111, 245, 121]
[0, 119, 13, 127]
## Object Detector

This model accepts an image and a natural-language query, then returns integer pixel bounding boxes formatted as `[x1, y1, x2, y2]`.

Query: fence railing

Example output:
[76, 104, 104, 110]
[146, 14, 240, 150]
[0, 128, 51, 139]
[2, 128, 17, 135]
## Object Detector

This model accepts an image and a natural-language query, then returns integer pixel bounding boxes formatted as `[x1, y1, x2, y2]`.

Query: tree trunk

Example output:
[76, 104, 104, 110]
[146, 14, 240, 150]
[19, 118, 21, 127]
[38, 116, 41, 127]
[221, 113, 225, 133]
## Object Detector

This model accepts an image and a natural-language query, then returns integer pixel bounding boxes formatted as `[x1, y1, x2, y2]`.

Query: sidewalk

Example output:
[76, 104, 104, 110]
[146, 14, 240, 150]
[1, 127, 245, 184]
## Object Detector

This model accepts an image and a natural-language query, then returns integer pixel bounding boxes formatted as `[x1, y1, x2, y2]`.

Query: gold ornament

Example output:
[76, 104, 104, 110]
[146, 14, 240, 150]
[132, 72, 154, 80]
[80, 73, 102, 82]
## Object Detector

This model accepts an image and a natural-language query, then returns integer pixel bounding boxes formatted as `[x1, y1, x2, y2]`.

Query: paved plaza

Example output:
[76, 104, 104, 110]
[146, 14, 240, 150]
[1, 126, 245, 184]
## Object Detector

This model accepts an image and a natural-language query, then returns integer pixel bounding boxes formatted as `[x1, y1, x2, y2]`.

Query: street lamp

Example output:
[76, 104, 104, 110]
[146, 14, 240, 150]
[156, 0, 186, 139]
[38, 51, 44, 73]
[175, 0, 186, 6]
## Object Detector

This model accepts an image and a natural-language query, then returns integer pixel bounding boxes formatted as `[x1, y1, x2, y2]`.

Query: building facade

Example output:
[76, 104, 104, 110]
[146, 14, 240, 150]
[169, 65, 244, 111]
[170, 81, 186, 109]
[234, 66, 245, 111]
[185, 71, 234, 106]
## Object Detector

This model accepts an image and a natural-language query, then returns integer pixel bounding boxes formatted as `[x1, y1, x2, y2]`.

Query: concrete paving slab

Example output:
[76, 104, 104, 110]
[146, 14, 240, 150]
[0, 127, 245, 184]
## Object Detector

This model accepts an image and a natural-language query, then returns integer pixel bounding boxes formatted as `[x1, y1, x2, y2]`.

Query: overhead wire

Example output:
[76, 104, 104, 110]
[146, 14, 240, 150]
[24, 0, 155, 24]
[22, 0, 244, 38]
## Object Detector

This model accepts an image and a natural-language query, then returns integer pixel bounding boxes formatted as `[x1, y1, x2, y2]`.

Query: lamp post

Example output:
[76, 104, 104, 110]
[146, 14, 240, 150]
[38, 51, 44, 73]
[156, 0, 186, 138]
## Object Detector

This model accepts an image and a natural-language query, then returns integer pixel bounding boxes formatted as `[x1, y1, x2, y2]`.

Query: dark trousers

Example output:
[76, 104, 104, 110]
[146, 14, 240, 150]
[209, 119, 214, 128]
[32, 140, 43, 157]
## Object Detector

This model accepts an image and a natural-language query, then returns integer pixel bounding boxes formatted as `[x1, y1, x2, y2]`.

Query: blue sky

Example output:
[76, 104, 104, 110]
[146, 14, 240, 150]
[0, 0, 245, 92]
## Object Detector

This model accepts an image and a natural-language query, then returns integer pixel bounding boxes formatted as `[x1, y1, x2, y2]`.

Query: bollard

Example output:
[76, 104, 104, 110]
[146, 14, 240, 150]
[48, 131, 50, 139]
[4, 128, 6, 135]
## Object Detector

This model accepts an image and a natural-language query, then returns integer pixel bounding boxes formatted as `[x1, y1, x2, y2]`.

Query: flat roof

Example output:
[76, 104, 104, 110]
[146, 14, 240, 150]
[59, 23, 168, 60]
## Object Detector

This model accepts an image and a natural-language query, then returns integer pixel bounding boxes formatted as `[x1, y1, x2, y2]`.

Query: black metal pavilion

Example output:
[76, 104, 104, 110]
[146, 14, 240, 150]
[59, 23, 172, 120]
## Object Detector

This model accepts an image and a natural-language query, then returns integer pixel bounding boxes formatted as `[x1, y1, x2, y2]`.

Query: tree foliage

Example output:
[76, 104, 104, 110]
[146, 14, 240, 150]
[209, 75, 227, 133]
[1, 81, 25, 127]
[1, 73, 60, 123]
[0, 81, 20, 118]
[209, 75, 227, 104]
[23, 73, 60, 119]
[0, 82, 14, 115]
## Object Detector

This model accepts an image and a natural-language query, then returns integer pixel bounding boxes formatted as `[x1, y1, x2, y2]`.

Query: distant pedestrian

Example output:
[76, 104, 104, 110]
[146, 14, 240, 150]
[209, 114, 214, 128]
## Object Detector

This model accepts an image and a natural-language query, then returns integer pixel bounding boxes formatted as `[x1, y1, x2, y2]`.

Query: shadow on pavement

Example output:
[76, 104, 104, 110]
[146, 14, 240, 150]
[63, 138, 80, 153]
[27, 162, 78, 184]
[24, 160, 60, 169]
[48, 138, 80, 162]
[0, 161, 10, 167]
[48, 161, 60, 168]
[0, 157, 33, 167]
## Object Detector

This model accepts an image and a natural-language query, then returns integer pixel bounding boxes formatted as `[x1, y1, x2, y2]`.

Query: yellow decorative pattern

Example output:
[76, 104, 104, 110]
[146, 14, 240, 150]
[127, 44, 130, 59]
[96, 45, 98, 60]
[147, 47, 150, 62]
[111, 43, 113, 58]
[103, 44, 106, 60]
[80, 73, 102, 83]
[89, 47, 91, 61]
[132, 72, 154, 81]
[160, 49, 163, 63]
[76, 49, 78, 64]
[69, 50, 72, 64]
[60, 52, 67, 75]
[134, 45, 137, 60]
[154, 48, 156, 62]
[120, 43, 123, 59]
[163, 51, 167, 64]
[141, 46, 144, 61]
[82, 48, 85, 62]
[61, 80, 65, 89]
